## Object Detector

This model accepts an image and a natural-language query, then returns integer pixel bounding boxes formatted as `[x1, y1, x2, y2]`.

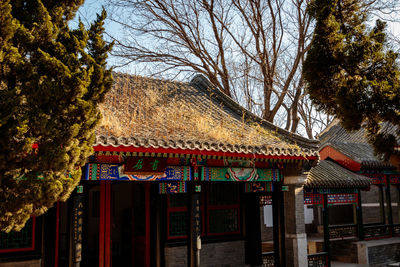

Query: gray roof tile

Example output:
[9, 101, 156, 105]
[95, 73, 319, 158]
[305, 160, 371, 189]
[319, 121, 396, 169]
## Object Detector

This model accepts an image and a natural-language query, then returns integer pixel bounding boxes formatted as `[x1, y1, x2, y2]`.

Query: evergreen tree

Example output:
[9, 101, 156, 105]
[0, 0, 113, 232]
[303, 0, 400, 157]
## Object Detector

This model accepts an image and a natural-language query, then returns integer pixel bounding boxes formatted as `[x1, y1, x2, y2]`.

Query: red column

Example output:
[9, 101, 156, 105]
[105, 182, 111, 267]
[145, 183, 151, 267]
[99, 181, 112, 267]
[99, 181, 106, 267]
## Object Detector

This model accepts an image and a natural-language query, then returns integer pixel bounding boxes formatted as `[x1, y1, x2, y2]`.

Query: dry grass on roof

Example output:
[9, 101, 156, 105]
[97, 74, 299, 150]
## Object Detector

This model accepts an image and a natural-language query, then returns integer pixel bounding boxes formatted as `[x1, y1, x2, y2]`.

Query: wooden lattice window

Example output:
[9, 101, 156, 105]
[167, 194, 188, 239]
[0, 217, 35, 253]
[166, 183, 241, 240]
[207, 183, 240, 236]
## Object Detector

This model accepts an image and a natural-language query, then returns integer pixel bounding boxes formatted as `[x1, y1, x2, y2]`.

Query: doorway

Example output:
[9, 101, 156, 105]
[82, 181, 151, 267]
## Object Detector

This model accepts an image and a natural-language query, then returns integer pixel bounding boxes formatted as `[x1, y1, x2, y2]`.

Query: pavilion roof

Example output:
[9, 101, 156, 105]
[319, 121, 396, 169]
[305, 160, 371, 189]
[94, 73, 319, 158]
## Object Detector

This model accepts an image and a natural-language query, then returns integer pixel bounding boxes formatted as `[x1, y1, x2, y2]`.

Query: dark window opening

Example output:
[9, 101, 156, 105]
[0, 217, 35, 252]
[167, 183, 240, 240]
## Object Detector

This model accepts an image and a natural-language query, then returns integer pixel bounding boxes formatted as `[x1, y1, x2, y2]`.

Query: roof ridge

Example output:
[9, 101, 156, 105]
[190, 74, 319, 149]
[113, 71, 187, 86]
[317, 118, 340, 139]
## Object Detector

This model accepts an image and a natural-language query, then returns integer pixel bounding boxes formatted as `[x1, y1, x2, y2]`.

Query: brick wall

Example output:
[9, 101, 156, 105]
[330, 238, 400, 266]
[165, 240, 247, 267]
[361, 184, 400, 224]
[361, 185, 383, 224]
[367, 241, 400, 265]
[0, 259, 41, 267]
[391, 185, 400, 224]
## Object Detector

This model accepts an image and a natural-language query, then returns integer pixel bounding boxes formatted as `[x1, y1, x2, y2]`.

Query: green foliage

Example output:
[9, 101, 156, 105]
[0, 0, 113, 232]
[303, 0, 400, 157]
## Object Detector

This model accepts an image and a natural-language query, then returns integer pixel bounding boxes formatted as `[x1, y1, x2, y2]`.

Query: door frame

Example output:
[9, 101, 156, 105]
[98, 181, 151, 267]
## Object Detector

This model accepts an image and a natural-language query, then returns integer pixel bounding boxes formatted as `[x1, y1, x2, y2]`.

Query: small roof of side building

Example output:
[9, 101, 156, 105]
[318, 121, 396, 170]
[94, 73, 319, 159]
[305, 160, 371, 189]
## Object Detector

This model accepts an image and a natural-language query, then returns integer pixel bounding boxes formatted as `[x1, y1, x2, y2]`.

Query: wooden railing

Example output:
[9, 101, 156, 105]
[328, 224, 357, 240]
[262, 251, 275, 267]
[307, 252, 328, 267]
[364, 224, 390, 239]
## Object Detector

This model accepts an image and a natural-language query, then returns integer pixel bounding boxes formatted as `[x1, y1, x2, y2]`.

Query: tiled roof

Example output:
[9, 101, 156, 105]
[305, 160, 371, 189]
[319, 121, 395, 169]
[319, 121, 399, 146]
[328, 142, 393, 169]
[95, 73, 319, 158]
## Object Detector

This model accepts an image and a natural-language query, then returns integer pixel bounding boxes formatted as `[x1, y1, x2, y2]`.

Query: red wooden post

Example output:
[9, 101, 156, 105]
[54, 201, 60, 267]
[105, 182, 111, 267]
[99, 181, 106, 267]
[145, 183, 151, 267]
[31, 217, 36, 251]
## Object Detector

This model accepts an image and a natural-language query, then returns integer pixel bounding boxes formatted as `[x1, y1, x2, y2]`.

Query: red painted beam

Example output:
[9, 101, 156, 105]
[93, 145, 317, 161]
[319, 146, 361, 171]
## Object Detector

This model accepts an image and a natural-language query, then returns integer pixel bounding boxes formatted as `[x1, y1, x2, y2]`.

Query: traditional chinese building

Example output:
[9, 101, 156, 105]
[0, 74, 320, 267]
[303, 121, 400, 266]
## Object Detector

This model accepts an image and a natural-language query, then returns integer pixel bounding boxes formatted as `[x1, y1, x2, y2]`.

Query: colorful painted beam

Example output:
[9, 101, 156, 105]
[84, 164, 191, 181]
[201, 167, 281, 182]
[389, 174, 400, 184]
[304, 193, 324, 205]
[304, 188, 358, 194]
[159, 182, 187, 194]
[304, 192, 358, 205]
[327, 194, 357, 205]
[362, 173, 386, 185]
[244, 182, 273, 192]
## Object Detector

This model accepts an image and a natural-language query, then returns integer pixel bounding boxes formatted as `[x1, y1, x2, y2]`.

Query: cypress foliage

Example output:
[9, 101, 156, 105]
[0, 0, 113, 232]
[303, 0, 400, 157]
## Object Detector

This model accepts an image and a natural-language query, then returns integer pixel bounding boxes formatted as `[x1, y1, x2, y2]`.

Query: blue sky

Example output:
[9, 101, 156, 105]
[72, 0, 129, 71]
[74, 1, 400, 74]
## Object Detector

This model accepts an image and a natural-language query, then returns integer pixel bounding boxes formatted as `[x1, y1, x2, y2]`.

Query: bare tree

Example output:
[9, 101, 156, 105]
[103, 0, 397, 138]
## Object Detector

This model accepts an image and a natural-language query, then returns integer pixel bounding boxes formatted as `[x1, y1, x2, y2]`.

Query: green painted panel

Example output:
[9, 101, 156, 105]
[201, 167, 281, 182]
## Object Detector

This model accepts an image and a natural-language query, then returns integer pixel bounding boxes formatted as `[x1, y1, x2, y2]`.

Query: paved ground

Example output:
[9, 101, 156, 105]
[331, 262, 368, 267]
[332, 263, 400, 267]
